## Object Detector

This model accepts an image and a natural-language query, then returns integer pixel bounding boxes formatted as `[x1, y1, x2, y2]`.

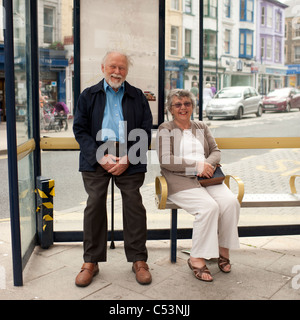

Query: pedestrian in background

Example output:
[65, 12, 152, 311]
[203, 83, 213, 112]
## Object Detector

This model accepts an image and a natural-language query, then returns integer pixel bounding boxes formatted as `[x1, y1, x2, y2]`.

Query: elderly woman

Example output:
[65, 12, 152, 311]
[157, 89, 240, 282]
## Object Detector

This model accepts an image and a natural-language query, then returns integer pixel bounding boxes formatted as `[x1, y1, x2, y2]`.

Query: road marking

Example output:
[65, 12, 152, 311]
[256, 159, 300, 176]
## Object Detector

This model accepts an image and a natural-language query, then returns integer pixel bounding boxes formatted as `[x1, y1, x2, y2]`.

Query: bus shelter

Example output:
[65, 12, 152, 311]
[4, 0, 300, 286]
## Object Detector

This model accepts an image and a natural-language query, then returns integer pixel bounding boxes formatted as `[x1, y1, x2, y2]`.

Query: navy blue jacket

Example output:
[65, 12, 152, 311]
[73, 79, 153, 174]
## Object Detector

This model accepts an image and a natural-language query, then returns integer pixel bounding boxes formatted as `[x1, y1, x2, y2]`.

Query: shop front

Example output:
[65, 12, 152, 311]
[286, 64, 300, 88]
[39, 48, 68, 108]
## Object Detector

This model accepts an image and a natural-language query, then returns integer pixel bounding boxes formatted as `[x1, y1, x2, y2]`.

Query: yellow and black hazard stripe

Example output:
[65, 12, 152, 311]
[36, 178, 55, 248]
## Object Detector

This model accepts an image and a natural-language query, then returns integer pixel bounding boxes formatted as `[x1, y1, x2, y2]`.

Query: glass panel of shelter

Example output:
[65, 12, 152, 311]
[38, 0, 300, 234]
[13, 0, 36, 261]
[163, 0, 300, 229]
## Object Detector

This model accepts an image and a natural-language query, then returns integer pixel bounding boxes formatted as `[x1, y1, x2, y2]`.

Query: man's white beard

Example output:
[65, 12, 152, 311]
[107, 74, 123, 90]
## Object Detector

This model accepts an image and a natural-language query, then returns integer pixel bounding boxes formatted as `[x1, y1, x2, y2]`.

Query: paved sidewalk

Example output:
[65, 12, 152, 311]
[1, 218, 300, 300]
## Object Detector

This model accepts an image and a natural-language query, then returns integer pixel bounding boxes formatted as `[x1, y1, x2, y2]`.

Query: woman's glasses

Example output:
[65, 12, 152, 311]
[172, 102, 192, 108]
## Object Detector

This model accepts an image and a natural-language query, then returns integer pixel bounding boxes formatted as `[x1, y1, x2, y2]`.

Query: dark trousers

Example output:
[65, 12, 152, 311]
[82, 165, 148, 263]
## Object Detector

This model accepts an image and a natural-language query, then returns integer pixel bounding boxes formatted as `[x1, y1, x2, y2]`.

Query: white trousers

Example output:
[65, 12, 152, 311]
[168, 183, 240, 259]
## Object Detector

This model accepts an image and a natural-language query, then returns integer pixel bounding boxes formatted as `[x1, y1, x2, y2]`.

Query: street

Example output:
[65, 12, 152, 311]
[1, 110, 300, 220]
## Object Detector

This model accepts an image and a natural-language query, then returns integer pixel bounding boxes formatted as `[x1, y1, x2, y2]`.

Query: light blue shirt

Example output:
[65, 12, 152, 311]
[101, 80, 125, 143]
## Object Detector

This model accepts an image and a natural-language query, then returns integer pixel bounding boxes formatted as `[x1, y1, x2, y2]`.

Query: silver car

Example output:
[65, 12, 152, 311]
[206, 86, 263, 120]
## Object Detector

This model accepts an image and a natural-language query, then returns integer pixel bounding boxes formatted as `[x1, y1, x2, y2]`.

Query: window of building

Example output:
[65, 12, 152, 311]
[275, 10, 281, 33]
[44, 7, 55, 44]
[185, 0, 192, 14]
[266, 37, 272, 59]
[224, 29, 231, 54]
[260, 37, 265, 59]
[171, 0, 180, 10]
[204, 0, 217, 18]
[240, 0, 254, 22]
[275, 40, 281, 62]
[294, 18, 300, 37]
[267, 6, 272, 28]
[285, 23, 287, 38]
[185, 29, 192, 57]
[295, 46, 300, 61]
[204, 30, 217, 60]
[239, 29, 253, 59]
[224, 0, 231, 18]
[261, 6, 265, 26]
[171, 26, 179, 56]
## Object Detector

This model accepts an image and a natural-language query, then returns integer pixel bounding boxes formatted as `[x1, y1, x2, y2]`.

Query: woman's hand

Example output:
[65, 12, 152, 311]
[197, 161, 215, 178]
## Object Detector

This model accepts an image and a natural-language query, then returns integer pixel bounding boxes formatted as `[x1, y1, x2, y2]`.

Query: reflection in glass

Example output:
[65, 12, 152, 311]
[18, 152, 36, 257]
[38, 0, 74, 137]
[13, 0, 36, 261]
[14, 0, 32, 146]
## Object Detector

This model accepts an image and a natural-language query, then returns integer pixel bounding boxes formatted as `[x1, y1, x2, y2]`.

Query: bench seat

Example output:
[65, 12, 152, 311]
[155, 174, 300, 262]
[241, 193, 300, 207]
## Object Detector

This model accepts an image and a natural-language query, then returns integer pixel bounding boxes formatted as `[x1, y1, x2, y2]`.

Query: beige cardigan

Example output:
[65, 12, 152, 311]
[157, 120, 221, 195]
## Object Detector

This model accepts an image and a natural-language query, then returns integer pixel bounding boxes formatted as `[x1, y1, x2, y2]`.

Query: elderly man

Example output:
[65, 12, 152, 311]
[73, 51, 153, 287]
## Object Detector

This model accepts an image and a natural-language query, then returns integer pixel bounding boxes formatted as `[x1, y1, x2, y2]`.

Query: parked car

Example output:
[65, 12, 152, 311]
[206, 86, 263, 120]
[262, 87, 300, 112]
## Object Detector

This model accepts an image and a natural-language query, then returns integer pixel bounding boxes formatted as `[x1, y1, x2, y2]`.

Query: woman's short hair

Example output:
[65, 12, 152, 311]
[166, 89, 196, 112]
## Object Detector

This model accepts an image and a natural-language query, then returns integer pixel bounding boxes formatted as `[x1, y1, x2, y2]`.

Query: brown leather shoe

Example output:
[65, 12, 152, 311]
[75, 263, 99, 287]
[132, 261, 152, 285]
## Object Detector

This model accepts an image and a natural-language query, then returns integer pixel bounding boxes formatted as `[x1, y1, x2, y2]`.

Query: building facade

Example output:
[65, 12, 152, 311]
[218, 0, 257, 89]
[164, 0, 290, 97]
[285, 0, 300, 88]
[257, 0, 287, 95]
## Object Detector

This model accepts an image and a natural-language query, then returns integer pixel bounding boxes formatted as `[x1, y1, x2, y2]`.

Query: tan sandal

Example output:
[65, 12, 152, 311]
[187, 259, 213, 282]
[218, 255, 231, 273]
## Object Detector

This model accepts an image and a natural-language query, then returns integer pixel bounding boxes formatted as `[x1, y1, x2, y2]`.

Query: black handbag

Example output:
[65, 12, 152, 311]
[197, 165, 225, 187]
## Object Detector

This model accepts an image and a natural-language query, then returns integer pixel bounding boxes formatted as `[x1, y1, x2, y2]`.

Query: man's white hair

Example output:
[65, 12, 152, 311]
[101, 50, 133, 69]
